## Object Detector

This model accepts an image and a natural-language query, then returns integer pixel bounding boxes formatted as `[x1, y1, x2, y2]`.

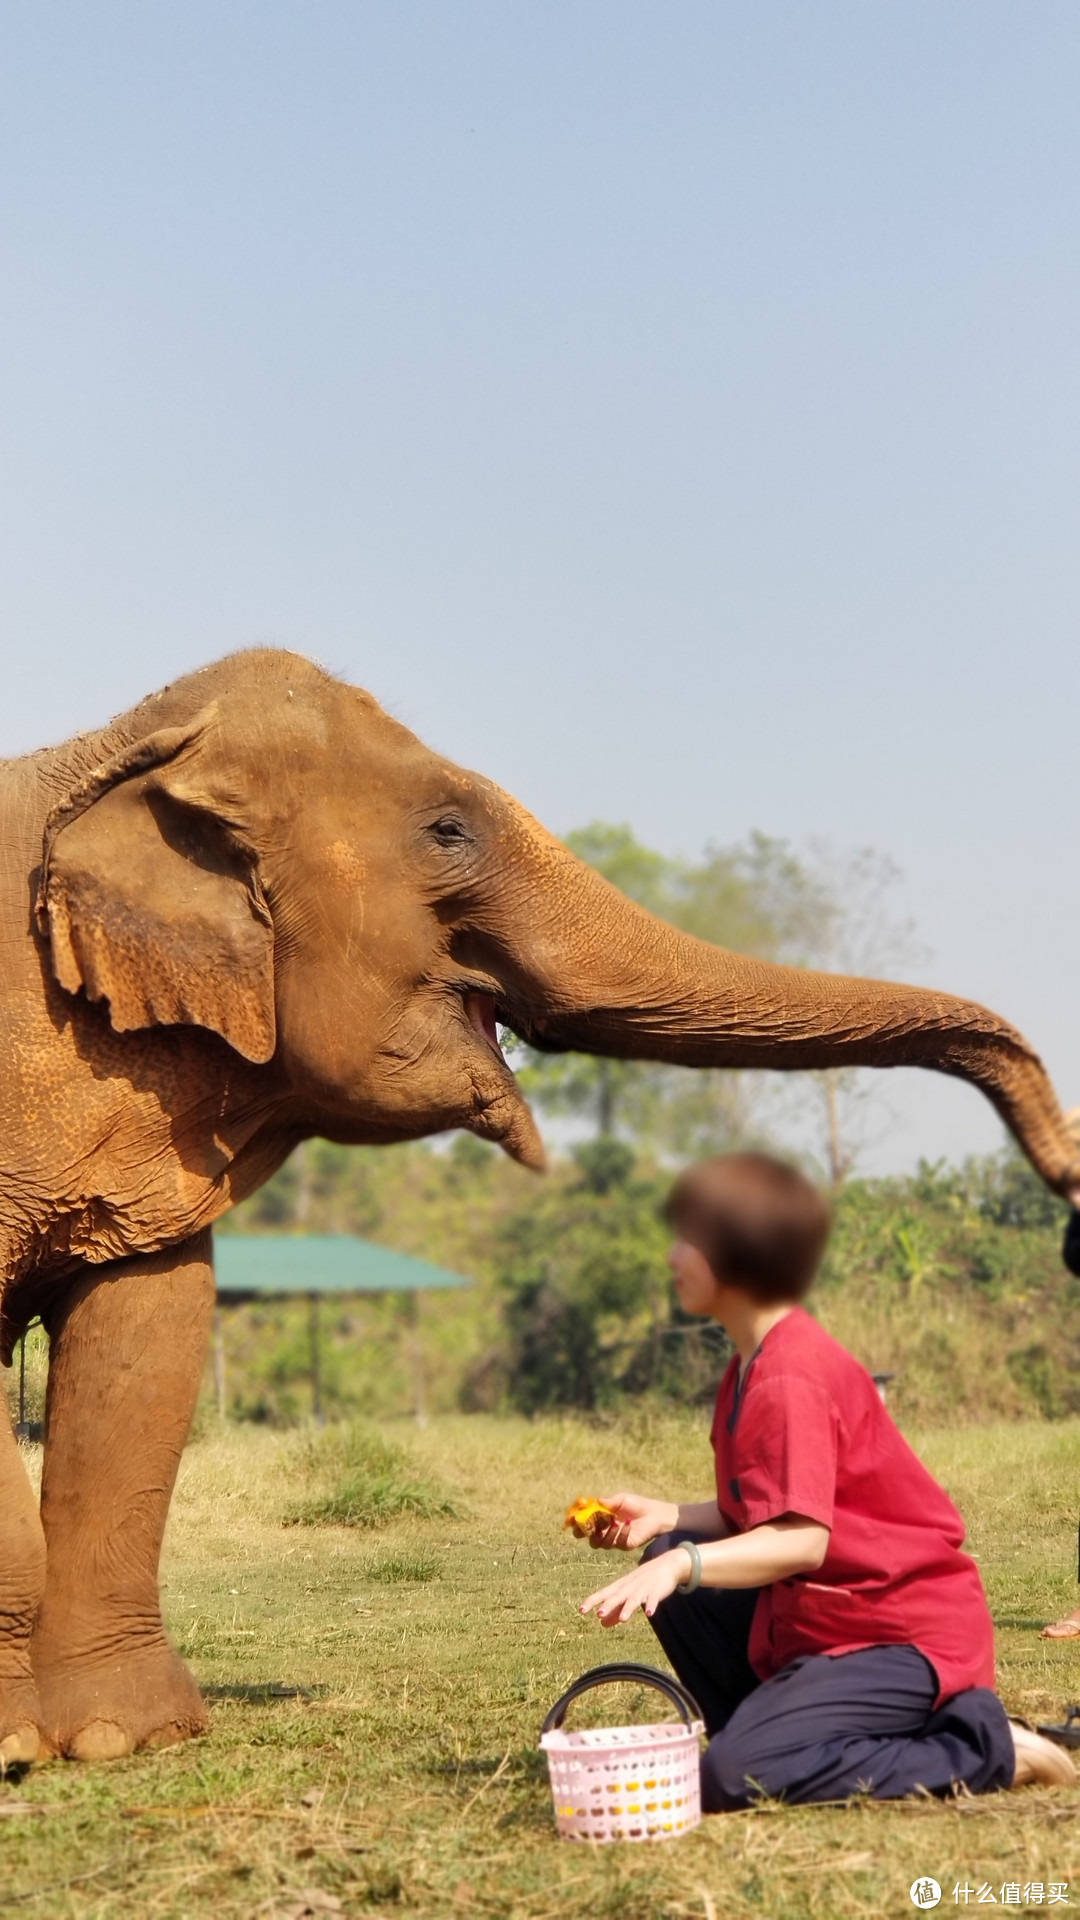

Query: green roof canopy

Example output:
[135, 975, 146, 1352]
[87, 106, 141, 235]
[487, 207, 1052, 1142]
[213, 1233, 472, 1298]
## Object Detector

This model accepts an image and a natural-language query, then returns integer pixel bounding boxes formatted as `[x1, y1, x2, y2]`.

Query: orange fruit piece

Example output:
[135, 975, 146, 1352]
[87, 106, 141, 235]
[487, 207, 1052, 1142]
[563, 1496, 617, 1539]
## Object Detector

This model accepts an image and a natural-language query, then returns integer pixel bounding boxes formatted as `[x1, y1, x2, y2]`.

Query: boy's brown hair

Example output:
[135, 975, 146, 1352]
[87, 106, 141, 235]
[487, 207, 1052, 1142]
[664, 1153, 831, 1305]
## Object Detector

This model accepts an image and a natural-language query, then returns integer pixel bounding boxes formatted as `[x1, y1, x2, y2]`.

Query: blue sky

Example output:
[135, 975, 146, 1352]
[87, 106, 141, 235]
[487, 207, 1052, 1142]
[2, 3, 1077, 1172]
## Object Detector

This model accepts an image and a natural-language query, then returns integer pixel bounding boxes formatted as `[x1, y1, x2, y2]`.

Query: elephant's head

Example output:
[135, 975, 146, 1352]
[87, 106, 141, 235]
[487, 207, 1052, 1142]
[35, 650, 1080, 1198]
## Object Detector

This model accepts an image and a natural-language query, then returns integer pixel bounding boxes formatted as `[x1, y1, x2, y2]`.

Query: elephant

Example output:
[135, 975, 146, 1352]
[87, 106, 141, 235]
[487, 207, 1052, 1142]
[0, 646, 1077, 1766]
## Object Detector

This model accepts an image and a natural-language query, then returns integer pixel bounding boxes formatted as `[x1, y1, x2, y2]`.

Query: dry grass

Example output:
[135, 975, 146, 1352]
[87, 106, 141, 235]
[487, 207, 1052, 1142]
[3, 1411, 1080, 1917]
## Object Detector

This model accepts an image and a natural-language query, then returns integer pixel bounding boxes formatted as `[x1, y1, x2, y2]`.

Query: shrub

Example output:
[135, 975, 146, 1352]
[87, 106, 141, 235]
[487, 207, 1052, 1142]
[283, 1422, 458, 1529]
[491, 1144, 671, 1414]
[1006, 1343, 1061, 1420]
[364, 1552, 441, 1583]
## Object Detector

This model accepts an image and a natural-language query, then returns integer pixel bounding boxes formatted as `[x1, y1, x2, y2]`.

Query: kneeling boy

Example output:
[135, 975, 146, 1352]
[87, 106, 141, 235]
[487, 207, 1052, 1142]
[579, 1153, 1073, 1808]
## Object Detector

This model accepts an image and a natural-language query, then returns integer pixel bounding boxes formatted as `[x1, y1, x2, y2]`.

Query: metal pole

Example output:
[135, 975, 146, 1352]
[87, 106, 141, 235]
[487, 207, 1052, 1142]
[294, 1139, 312, 1227]
[410, 1290, 427, 1429]
[213, 1306, 226, 1421]
[309, 1292, 322, 1424]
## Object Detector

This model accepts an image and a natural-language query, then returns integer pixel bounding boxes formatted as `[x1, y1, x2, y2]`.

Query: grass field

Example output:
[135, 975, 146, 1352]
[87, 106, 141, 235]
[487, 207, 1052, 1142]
[3, 1411, 1080, 1918]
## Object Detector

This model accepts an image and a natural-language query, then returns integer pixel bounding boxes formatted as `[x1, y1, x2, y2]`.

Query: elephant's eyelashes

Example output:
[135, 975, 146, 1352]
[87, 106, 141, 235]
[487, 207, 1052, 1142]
[428, 816, 474, 849]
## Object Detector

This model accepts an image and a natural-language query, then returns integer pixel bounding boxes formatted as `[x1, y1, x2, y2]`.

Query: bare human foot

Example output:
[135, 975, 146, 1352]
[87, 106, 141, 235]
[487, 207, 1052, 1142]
[1039, 1610, 1080, 1640]
[1010, 1721, 1078, 1788]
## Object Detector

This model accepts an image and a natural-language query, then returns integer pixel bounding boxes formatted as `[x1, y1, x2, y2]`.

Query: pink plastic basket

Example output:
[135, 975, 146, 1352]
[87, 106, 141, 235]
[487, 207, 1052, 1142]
[540, 1663, 704, 1844]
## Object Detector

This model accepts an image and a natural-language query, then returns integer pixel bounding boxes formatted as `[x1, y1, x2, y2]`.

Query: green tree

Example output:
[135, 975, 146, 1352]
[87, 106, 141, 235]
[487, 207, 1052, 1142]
[492, 1142, 671, 1414]
[970, 1142, 1069, 1233]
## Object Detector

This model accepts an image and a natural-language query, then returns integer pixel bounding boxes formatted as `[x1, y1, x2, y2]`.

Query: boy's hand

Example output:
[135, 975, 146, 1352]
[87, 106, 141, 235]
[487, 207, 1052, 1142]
[586, 1493, 680, 1551]
[579, 1548, 687, 1624]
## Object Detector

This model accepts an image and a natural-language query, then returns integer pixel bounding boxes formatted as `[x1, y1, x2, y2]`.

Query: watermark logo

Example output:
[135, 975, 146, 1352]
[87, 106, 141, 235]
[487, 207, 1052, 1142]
[911, 1881, 942, 1910]
[947, 1884, 1068, 1906]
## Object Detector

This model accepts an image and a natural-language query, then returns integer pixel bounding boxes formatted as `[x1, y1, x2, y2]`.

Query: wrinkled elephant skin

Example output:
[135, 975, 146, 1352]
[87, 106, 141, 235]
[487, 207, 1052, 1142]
[0, 649, 1075, 1761]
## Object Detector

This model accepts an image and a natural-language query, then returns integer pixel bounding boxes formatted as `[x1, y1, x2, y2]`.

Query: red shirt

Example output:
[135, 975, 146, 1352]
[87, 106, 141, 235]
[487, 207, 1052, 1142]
[710, 1308, 994, 1705]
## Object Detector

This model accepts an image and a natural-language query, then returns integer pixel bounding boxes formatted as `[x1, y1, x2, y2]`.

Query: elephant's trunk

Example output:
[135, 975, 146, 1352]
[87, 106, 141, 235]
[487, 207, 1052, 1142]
[491, 807, 1080, 1196]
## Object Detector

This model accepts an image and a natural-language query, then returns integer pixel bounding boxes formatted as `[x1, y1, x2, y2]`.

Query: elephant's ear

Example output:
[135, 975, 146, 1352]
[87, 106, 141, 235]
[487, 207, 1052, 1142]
[36, 706, 276, 1063]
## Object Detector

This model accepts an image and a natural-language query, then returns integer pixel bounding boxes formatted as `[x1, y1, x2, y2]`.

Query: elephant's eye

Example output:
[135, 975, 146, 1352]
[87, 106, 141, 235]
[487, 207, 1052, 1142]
[429, 815, 473, 850]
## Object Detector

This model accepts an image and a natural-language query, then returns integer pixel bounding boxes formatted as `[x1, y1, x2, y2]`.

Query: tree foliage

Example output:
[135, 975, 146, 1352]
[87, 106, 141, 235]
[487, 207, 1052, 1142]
[203, 1129, 1079, 1430]
[481, 1139, 730, 1415]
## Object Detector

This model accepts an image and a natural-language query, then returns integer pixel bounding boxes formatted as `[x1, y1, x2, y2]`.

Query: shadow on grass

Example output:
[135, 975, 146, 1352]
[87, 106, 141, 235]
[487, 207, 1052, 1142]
[204, 1682, 331, 1704]
[994, 1616, 1059, 1631]
[427, 1749, 549, 1783]
[424, 1747, 556, 1839]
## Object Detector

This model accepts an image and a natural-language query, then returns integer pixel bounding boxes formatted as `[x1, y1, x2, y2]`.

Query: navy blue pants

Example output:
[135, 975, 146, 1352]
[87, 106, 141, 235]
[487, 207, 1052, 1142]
[642, 1533, 1014, 1810]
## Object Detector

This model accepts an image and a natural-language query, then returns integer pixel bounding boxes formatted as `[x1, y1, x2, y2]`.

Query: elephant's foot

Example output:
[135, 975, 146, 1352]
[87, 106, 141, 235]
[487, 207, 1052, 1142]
[34, 1638, 208, 1761]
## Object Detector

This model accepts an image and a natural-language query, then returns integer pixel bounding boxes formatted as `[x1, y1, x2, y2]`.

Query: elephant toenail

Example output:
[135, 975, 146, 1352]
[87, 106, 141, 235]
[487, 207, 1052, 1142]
[0, 1723, 42, 1765]
[67, 1719, 131, 1762]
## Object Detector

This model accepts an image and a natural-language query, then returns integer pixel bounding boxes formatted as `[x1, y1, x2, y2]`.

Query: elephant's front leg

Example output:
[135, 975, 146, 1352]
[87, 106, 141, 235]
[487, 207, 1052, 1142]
[0, 1386, 47, 1763]
[32, 1234, 214, 1761]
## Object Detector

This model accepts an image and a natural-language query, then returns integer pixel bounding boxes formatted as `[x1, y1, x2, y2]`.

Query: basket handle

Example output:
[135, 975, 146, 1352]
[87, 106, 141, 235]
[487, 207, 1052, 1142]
[540, 1662, 703, 1736]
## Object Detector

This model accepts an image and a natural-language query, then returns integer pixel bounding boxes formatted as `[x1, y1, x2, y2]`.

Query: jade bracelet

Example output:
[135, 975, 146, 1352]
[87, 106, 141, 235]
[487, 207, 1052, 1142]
[675, 1539, 702, 1593]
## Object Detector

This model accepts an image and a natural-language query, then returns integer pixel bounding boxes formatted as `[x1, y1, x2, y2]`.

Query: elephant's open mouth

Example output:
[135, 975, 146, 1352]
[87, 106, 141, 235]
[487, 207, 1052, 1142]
[457, 986, 545, 1168]
[464, 990, 506, 1063]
